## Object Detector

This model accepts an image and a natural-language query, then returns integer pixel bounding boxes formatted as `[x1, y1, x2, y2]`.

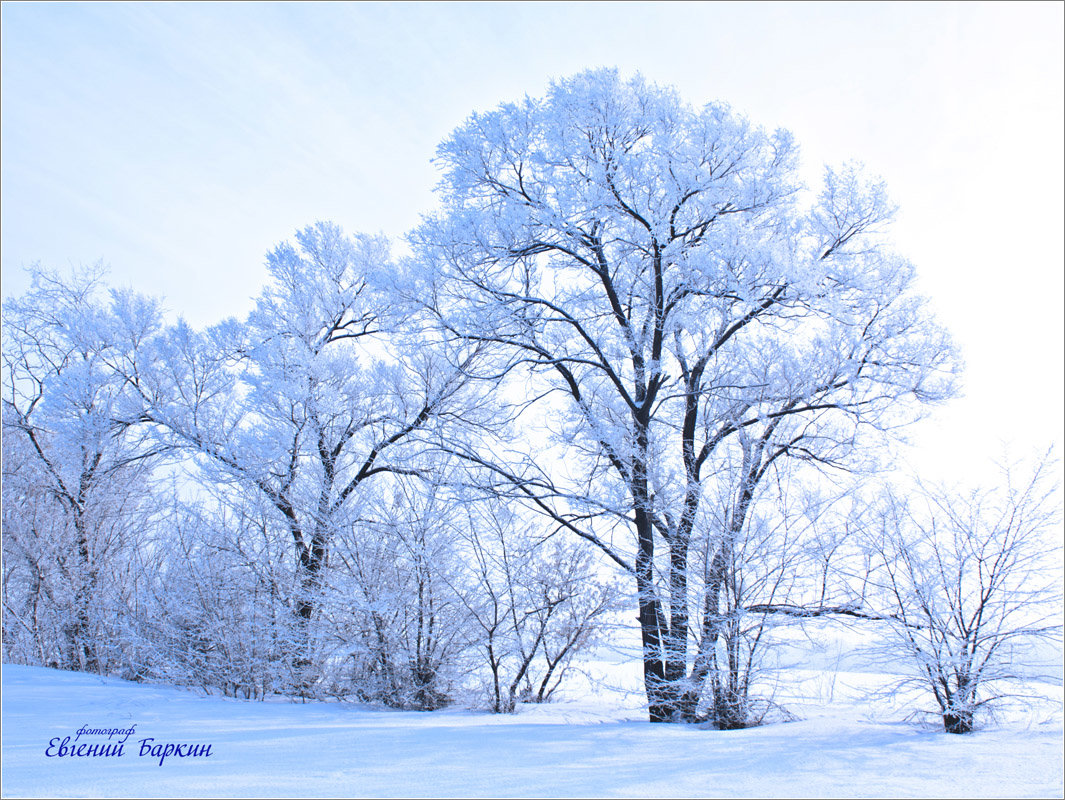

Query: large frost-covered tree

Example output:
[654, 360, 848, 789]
[414, 70, 958, 722]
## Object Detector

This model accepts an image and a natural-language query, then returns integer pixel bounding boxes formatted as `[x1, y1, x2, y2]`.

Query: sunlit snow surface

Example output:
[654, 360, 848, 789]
[2, 661, 1062, 798]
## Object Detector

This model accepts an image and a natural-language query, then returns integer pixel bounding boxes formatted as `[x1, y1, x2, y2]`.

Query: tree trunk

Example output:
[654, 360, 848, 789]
[632, 416, 684, 722]
[635, 509, 675, 722]
[69, 515, 100, 673]
[942, 710, 974, 734]
[292, 529, 326, 695]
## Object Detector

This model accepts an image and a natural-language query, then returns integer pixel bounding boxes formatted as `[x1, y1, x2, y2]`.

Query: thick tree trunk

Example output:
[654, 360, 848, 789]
[291, 524, 327, 695]
[635, 511, 675, 722]
[942, 710, 974, 734]
[635, 561, 672, 719]
[630, 399, 691, 722]
[664, 539, 690, 697]
[635, 546, 691, 723]
[632, 428, 679, 722]
[69, 515, 100, 674]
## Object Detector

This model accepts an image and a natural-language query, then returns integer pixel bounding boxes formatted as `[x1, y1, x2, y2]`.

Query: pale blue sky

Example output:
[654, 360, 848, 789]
[2, 1, 1062, 479]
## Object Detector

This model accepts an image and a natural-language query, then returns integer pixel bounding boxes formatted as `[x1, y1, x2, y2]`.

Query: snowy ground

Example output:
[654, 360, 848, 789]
[2, 659, 1062, 799]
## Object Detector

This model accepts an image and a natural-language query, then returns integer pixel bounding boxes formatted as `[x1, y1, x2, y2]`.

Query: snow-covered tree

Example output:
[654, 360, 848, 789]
[325, 474, 472, 709]
[127, 223, 481, 691]
[124, 491, 308, 698]
[860, 454, 1063, 733]
[449, 497, 621, 713]
[682, 465, 864, 727]
[414, 69, 958, 722]
[2, 266, 165, 673]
